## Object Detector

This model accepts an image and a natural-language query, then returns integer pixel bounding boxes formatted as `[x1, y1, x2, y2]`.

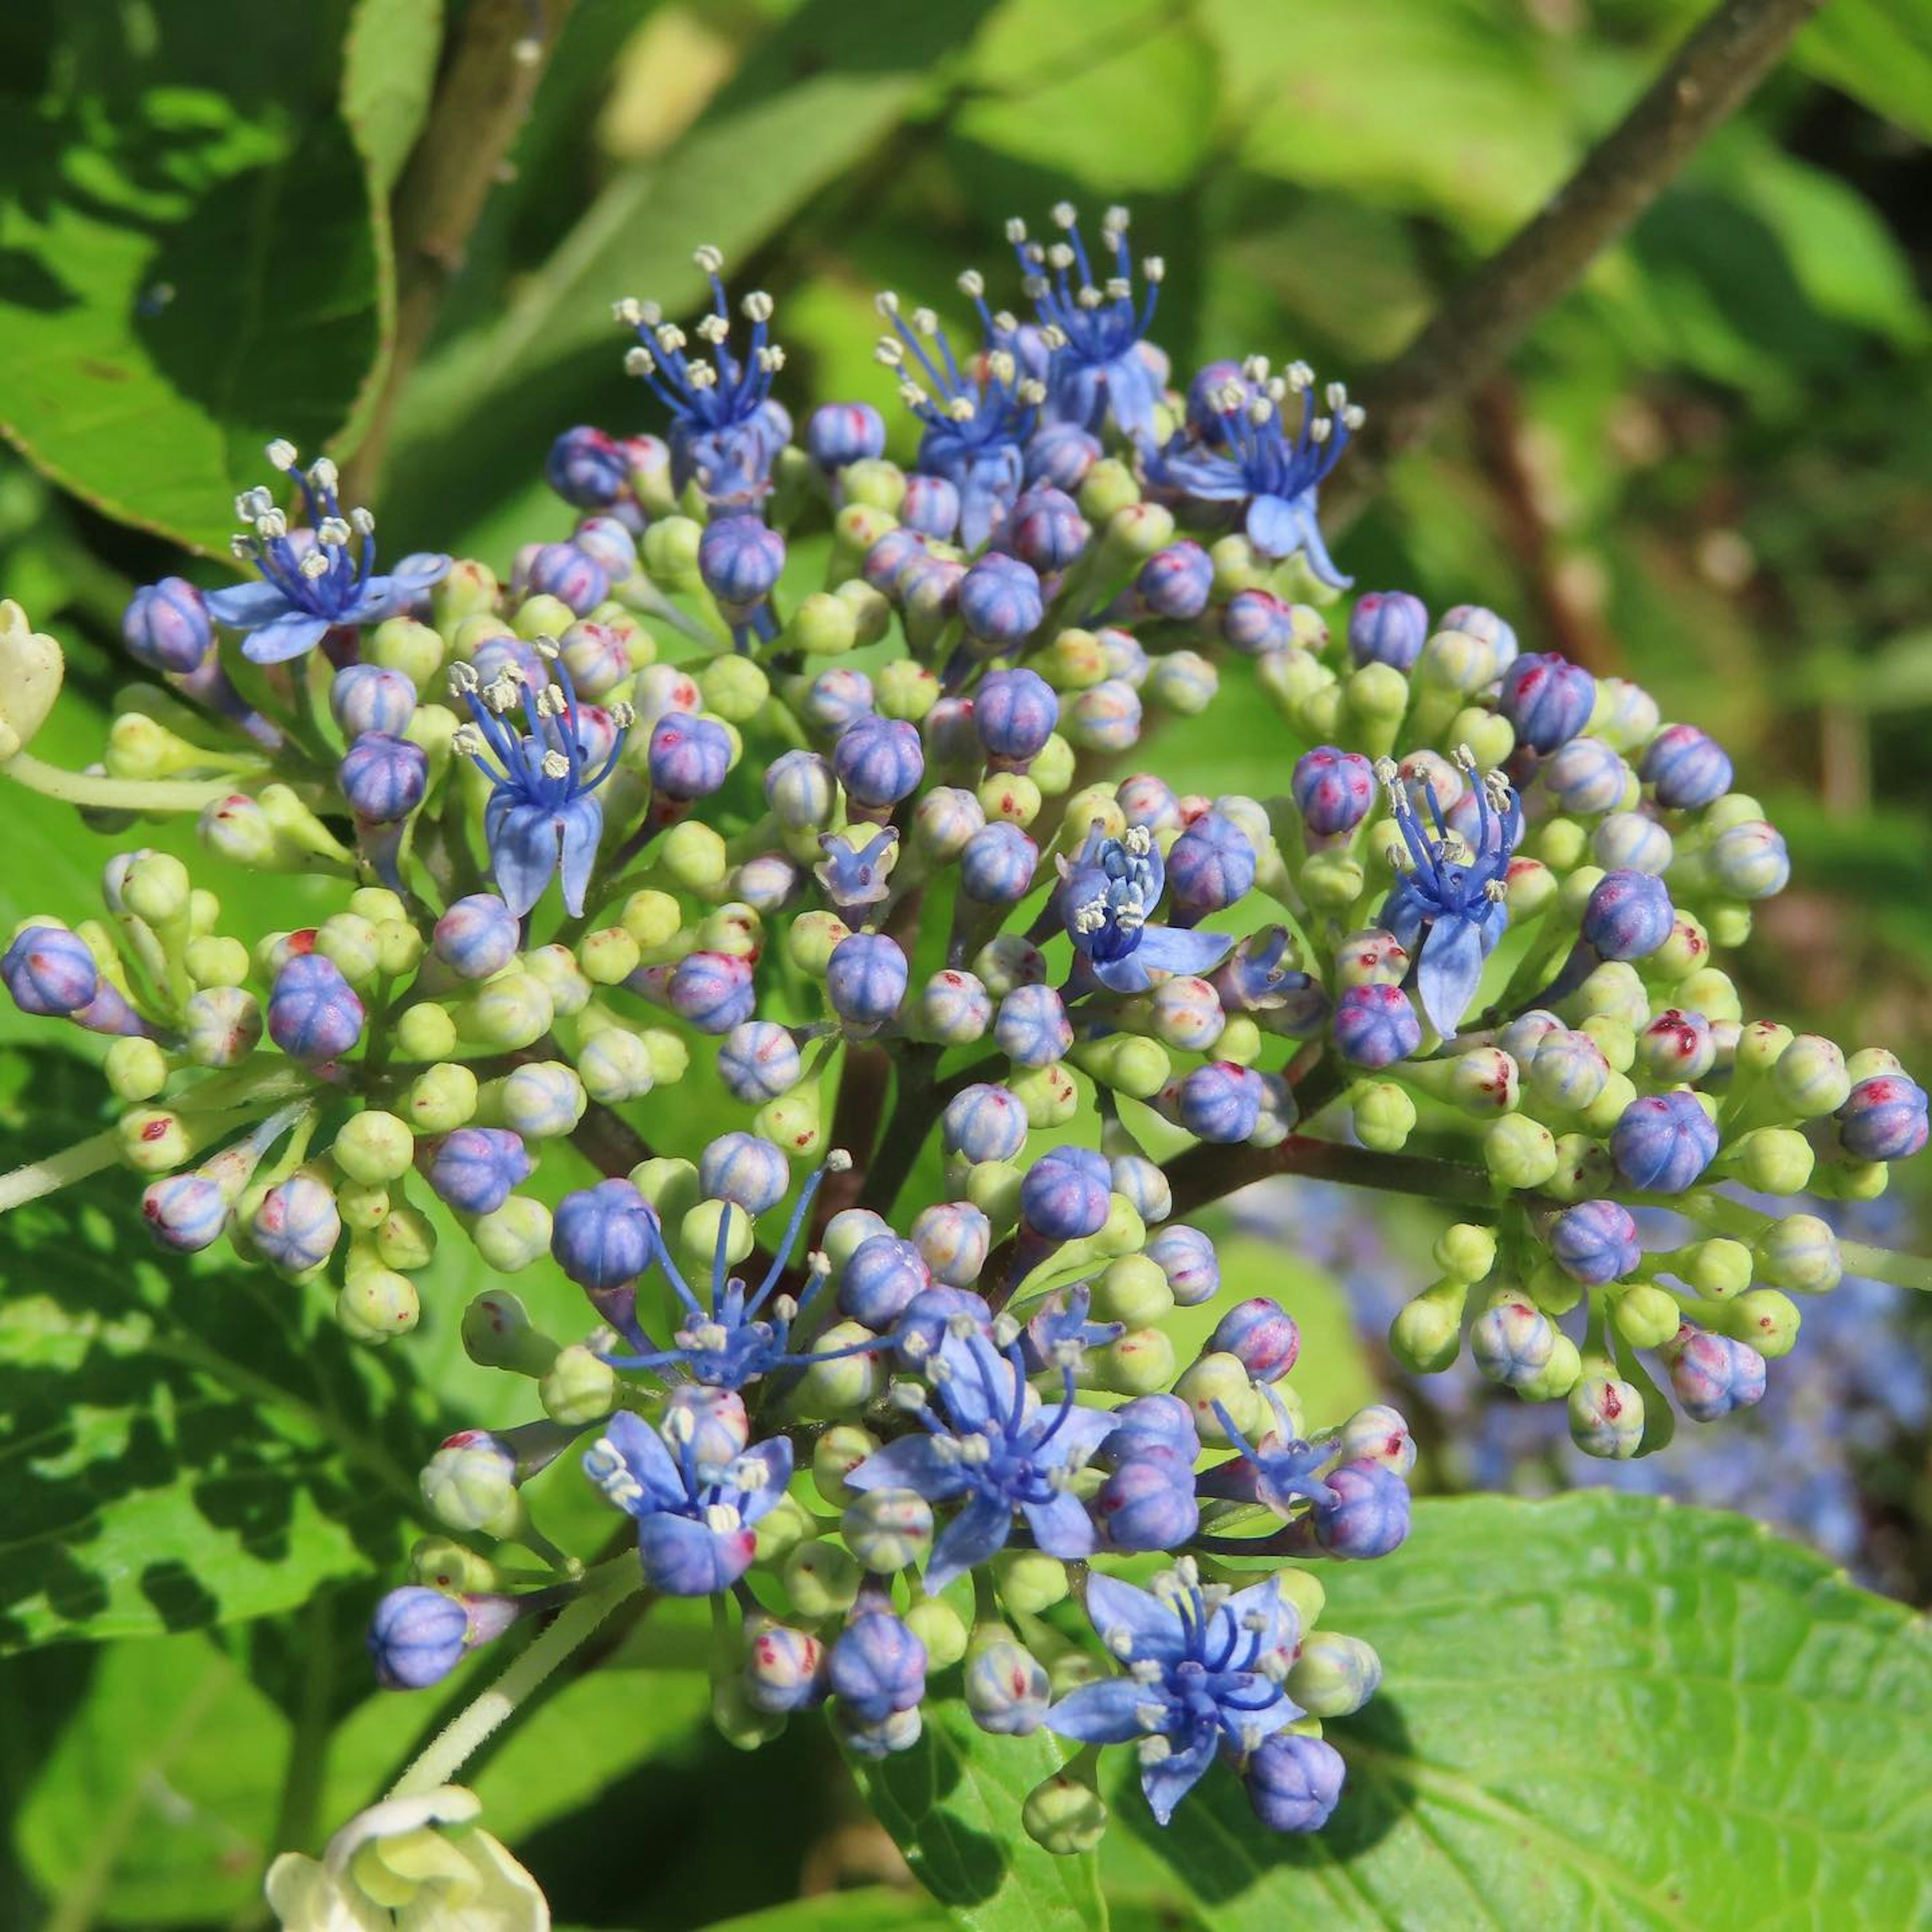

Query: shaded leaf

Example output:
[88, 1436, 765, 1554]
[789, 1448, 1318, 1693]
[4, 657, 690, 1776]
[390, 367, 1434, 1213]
[343, 0, 446, 195]
[695, 1887, 951, 1932]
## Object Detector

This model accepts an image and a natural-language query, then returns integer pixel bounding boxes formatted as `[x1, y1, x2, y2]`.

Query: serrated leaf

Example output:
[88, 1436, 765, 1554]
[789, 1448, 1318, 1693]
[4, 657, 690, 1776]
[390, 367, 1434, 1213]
[0, 4, 387, 554]
[1109, 1493, 1932, 1929]
[850, 1700, 1108, 1932]
[343, 0, 445, 195]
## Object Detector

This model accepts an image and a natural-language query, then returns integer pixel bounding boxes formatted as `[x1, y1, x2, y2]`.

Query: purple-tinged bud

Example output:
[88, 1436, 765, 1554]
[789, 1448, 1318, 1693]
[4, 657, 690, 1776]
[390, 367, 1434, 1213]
[840, 1234, 932, 1328]
[1097, 628, 1148, 686]
[1542, 737, 1628, 817]
[1248, 1734, 1346, 1834]
[826, 932, 908, 1027]
[862, 527, 929, 596]
[699, 1132, 789, 1215]
[959, 822, 1039, 906]
[573, 514, 638, 579]
[122, 577, 213, 673]
[943, 1082, 1029, 1164]
[1175, 1061, 1263, 1143]
[1310, 1460, 1409, 1559]
[1095, 1459, 1198, 1552]
[141, 1172, 228, 1252]
[268, 953, 364, 1063]
[900, 474, 960, 540]
[1333, 983, 1420, 1069]
[1666, 1324, 1767, 1422]
[918, 969, 992, 1045]
[1066, 678, 1142, 751]
[251, 1174, 341, 1274]
[1837, 1074, 1929, 1162]
[367, 1586, 472, 1690]
[1611, 1090, 1718, 1193]
[525, 540, 609, 616]
[1100, 1394, 1199, 1467]
[1638, 1008, 1715, 1083]
[765, 749, 837, 830]
[1470, 1299, 1555, 1389]
[2, 924, 99, 1015]
[665, 1386, 750, 1466]
[1007, 487, 1089, 573]
[976, 668, 1060, 762]
[1167, 812, 1254, 916]
[648, 713, 733, 801]
[667, 951, 756, 1033]
[718, 1021, 802, 1104]
[1439, 603, 1518, 672]
[331, 663, 417, 740]
[1642, 723, 1732, 810]
[1347, 591, 1427, 671]
[1549, 1199, 1642, 1285]
[895, 1285, 992, 1366]
[1498, 652, 1595, 753]
[1109, 1154, 1171, 1225]
[1582, 869, 1673, 961]
[1025, 422, 1100, 491]
[433, 894, 519, 981]
[834, 715, 924, 809]
[1707, 819, 1790, 900]
[806, 403, 887, 472]
[996, 983, 1071, 1067]
[1594, 810, 1672, 876]
[1291, 747, 1376, 837]
[922, 695, 980, 765]
[964, 1637, 1052, 1736]
[830, 1611, 926, 1724]
[745, 1623, 828, 1713]
[546, 425, 629, 508]
[959, 553, 1045, 648]
[1135, 540, 1213, 621]
[1209, 1298, 1301, 1382]
[425, 1128, 531, 1217]
[910, 1201, 991, 1287]
[1223, 588, 1297, 657]
[339, 732, 428, 823]
[699, 515, 785, 610]
[1145, 1224, 1218, 1306]
[1020, 1146, 1111, 1241]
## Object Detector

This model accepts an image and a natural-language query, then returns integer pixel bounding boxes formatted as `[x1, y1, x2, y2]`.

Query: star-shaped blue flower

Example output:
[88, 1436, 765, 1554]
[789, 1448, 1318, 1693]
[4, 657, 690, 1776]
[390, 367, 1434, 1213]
[1046, 1563, 1302, 1825]
[1057, 823, 1233, 995]
[204, 442, 448, 664]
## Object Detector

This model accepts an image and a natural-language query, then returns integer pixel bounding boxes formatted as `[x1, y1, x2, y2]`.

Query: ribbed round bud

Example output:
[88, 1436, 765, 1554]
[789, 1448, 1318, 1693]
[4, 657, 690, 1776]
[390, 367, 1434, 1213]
[842, 1490, 935, 1574]
[1288, 1632, 1383, 1718]
[1311, 1459, 1410, 1558]
[1019, 1146, 1111, 1240]
[1836, 1074, 1928, 1162]
[1549, 1199, 1642, 1284]
[829, 1611, 927, 1723]
[1642, 723, 1732, 809]
[1347, 590, 1427, 670]
[1666, 1325, 1767, 1422]
[433, 894, 520, 980]
[1582, 869, 1673, 961]
[250, 1175, 341, 1274]
[1144, 1223, 1218, 1306]
[1498, 652, 1595, 753]
[424, 1127, 531, 1216]
[122, 577, 213, 672]
[268, 953, 364, 1063]
[1611, 1090, 1718, 1193]
[367, 1586, 472, 1689]
[1333, 983, 1420, 1069]
[1470, 1299, 1556, 1390]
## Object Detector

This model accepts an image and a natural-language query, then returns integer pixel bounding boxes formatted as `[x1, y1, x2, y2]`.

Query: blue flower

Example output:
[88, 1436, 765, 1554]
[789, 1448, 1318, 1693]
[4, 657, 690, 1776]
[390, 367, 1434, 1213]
[1200, 1391, 1341, 1517]
[1377, 754, 1522, 1038]
[1143, 362, 1359, 588]
[876, 286, 1044, 553]
[205, 442, 449, 664]
[450, 647, 633, 919]
[584, 1407, 793, 1596]
[815, 828, 899, 917]
[1009, 203, 1166, 443]
[598, 1153, 881, 1393]
[1057, 823, 1233, 995]
[1045, 1562, 1301, 1825]
[619, 248, 790, 508]
[846, 1325, 1113, 1589]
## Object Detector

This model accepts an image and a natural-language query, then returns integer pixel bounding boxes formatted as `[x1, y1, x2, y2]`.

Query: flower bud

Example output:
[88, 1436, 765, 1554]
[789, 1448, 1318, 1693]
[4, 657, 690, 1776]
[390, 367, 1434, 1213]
[432, 895, 521, 981]
[1836, 1074, 1928, 1163]
[1642, 723, 1732, 809]
[1484, 1114, 1558, 1190]
[1549, 1199, 1641, 1284]
[790, 1322, 884, 1419]
[842, 1490, 935, 1574]
[1024, 1774, 1109, 1856]
[964, 1636, 1052, 1737]
[1313, 1461, 1409, 1558]
[1173, 1352, 1261, 1444]
[1752, 1215, 1839, 1294]
[334, 1110, 416, 1185]
[1470, 1298, 1555, 1389]
[339, 1267, 422, 1342]
[744, 1624, 828, 1715]
[424, 1127, 531, 1217]
[1665, 1324, 1766, 1421]
[1288, 1633, 1382, 1718]
[1611, 1091, 1717, 1193]
[782, 1540, 864, 1621]
[268, 953, 364, 1063]
[539, 1344, 618, 1426]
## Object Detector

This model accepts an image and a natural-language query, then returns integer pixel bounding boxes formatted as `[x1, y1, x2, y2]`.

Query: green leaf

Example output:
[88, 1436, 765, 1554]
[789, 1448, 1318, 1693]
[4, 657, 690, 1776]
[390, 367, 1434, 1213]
[1109, 1493, 1932, 1929]
[1795, 0, 1932, 144]
[850, 1700, 1108, 1932]
[342, 0, 445, 196]
[0, 1051, 428, 1648]
[695, 1888, 951, 1932]
[0, 4, 387, 553]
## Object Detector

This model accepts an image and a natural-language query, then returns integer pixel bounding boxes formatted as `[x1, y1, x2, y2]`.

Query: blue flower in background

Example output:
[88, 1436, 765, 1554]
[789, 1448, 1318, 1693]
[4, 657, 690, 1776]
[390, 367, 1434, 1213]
[877, 285, 1044, 552]
[1009, 203, 1166, 443]
[846, 1324, 1113, 1588]
[1058, 822, 1233, 995]
[451, 648, 632, 918]
[205, 442, 448, 664]
[620, 247, 791, 507]
[1046, 1563, 1300, 1824]
[1379, 754, 1522, 1038]
[1144, 362, 1359, 588]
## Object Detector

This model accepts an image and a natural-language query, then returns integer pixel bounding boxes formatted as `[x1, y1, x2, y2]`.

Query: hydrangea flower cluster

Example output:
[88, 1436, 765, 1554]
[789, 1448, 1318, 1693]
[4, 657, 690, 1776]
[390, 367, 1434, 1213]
[2, 204, 1924, 1867]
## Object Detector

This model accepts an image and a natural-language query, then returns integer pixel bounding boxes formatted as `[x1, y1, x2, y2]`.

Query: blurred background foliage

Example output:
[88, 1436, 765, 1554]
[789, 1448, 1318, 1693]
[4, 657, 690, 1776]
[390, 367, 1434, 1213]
[3, 0, 1931, 1925]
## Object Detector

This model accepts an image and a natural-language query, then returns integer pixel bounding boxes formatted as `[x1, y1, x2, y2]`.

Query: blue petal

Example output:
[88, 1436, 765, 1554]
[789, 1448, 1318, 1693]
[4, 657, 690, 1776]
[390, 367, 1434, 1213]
[739, 1434, 795, 1523]
[933, 1331, 1014, 1434]
[1083, 1573, 1185, 1664]
[491, 803, 562, 918]
[1148, 441, 1245, 500]
[1101, 352, 1160, 444]
[1380, 880, 1427, 955]
[845, 1434, 968, 1502]
[1288, 492, 1352, 590]
[1035, 1401, 1115, 1468]
[1132, 925, 1235, 980]
[1207, 1672, 1299, 1742]
[593, 1410, 685, 1512]
[1141, 1724, 1218, 1825]
[1092, 953, 1156, 995]
[1045, 1677, 1157, 1745]
[925, 1489, 1014, 1591]
[1415, 915, 1487, 1038]
[637, 1510, 754, 1595]
[557, 794, 604, 916]
[1224, 1575, 1298, 1661]
[1244, 494, 1300, 559]
[1021, 1489, 1096, 1559]
[240, 611, 332, 665]
[204, 580, 295, 627]
[390, 550, 453, 590]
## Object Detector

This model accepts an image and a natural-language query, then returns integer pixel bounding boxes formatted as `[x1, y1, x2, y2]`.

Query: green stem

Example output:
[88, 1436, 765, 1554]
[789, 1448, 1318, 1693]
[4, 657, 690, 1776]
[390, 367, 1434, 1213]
[1, 750, 237, 812]
[0, 1129, 120, 1215]
[388, 1562, 642, 1799]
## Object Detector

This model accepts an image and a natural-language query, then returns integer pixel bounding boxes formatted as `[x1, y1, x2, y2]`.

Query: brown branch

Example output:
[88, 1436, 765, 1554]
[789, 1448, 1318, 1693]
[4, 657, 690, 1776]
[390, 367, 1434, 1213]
[1162, 1134, 1500, 1224]
[1326, 0, 1824, 530]
[347, 0, 578, 502]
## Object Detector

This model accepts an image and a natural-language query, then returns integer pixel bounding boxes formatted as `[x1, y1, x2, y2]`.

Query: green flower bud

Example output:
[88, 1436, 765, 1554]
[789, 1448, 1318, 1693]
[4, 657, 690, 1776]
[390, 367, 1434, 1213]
[1725, 1126, 1813, 1194]
[395, 1002, 459, 1063]
[375, 1205, 437, 1272]
[1683, 1237, 1753, 1300]
[1390, 1279, 1466, 1374]
[105, 1035, 170, 1103]
[367, 615, 445, 686]
[843, 1489, 934, 1573]
[1096, 1325, 1178, 1396]
[118, 851, 192, 926]
[183, 935, 250, 990]
[574, 1027, 653, 1105]
[781, 1539, 862, 1619]
[421, 1436, 520, 1537]
[471, 1195, 552, 1272]
[523, 942, 593, 1016]
[1275, 1567, 1327, 1630]
[338, 1267, 420, 1343]
[119, 1107, 192, 1173]
[405, 1062, 478, 1136]
[1174, 1352, 1261, 1443]
[1217, 1013, 1263, 1066]
[1505, 857, 1558, 919]
[408, 1536, 500, 1594]
[904, 1597, 969, 1671]
[434, 558, 499, 625]
[1846, 1046, 1904, 1084]
[460, 971, 554, 1051]
[540, 1343, 619, 1425]
[1557, 864, 1608, 924]
[877, 658, 939, 723]
[1149, 650, 1217, 715]
[0, 599, 63, 758]
[1734, 1019, 1795, 1076]
[995, 1551, 1070, 1615]
[659, 821, 729, 892]
[1349, 1079, 1416, 1153]
[313, 913, 381, 990]
[1093, 1254, 1174, 1326]
[755, 1086, 823, 1158]
[786, 909, 849, 977]
[1076, 1033, 1172, 1101]
[332, 1110, 415, 1186]
[813, 1425, 880, 1506]
[1210, 533, 1265, 596]
[1530, 815, 1589, 873]
[1546, 1133, 1613, 1203]
[1577, 1071, 1638, 1138]
[1673, 966, 1741, 1023]
[1725, 1289, 1800, 1359]
[460, 1290, 554, 1373]
[1484, 1113, 1558, 1189]
[1301, 849, 1365, 912]
[621, 889, 683, 953]
[1079, 457, 1141, 521]
[698, 654, 769, 722]
[1706, 904, 1751, 949]
[1433, 1224, 1497, 1284]
[753, 1491, 817, 1564]
[1287, 1632, 1383, 1718]
[1009, 1062, 1080, 1129]
[1567, 961, 1648, 1028]
[1344, 661, 1409, 732]
[962, 1157, 1022, 1226]
[1516, 1331, 1582, 1400]
[790, 1320, 883, 1419]
[978, 771, 1043, 829]
[334, 1184, 389, 1239]
[1612, 1283, 1679, 1351]
[1030, 734, 1076, 795]
[1770, 1034, 1850, 1118]
[1037, 628, 1109, 691]
[578, 927, 643, 988]
[1023, 1774, 1108, 1858]
[1753, 1214, 1840, 1294]
[840, 457, 906, 512]
[513, 592, 577, 641]
[1569, 1372, 1644, 1458]
[1577, 1015, 1635, 1074]
[451, 613, 514, 658]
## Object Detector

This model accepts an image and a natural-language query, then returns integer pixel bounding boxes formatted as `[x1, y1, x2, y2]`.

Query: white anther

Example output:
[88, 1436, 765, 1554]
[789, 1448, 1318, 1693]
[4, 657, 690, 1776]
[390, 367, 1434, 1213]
[1021, 274, 1050, 301]
[1240, 1721, 1264, 1755]
[771, 1295, 798, 1324]
[309, 457, 339, 492]
[1051, 201, 1077, 229]
[317, 516, 351, 546]
[911, 306, 939, 337]
[613, 297, 644, 326]
[448, 662, 480, 693]
[874, 290, 900, 317]
[992, 1313, 1020, 1348]
[947, 397, 976, 423]
[1485, 878, 1510, 903]
[350, 506, 375, 535]
[1325, 381, 1348, 410]
[687, 361, 718, 390]
[1248, 398, 1274, 428]
[1076, 284, 1102, 309]
[703, 1501, 743, 1534]
[1005, 217, 1027, 244]
[1174, 1555, 1200, 1587]
[873, 336, 905, 368]
[1124, 824, 1153, 856]
[534, 686, 566, 718]
[541, 750, 571, 780]
[958, 1433, 993, 1466]
[1211, 379, 1246, 413]
[1342, 403, 1365, 429]
[298, 551, 330, 580]
[898, 382, 926, 412]
[1142, 255, 1165, 283]
[255, 509, 289, 540]
[1046, 243, 1075, 272]
[1138, 1735, 1172, 1765]
[901, 1330, 931, 1362]
[624, 347, 656, 378]
[692, 1321, 730, 1352]
[1115, 898, 1147, 934]
[987, 349, 1016, 386]
[1104, 276, 1130, 301]
[1310, 417, 1333, 444]
[732, 1455, 770, 1490]
[482, 676, 520, 713]
[655, 323, 687, 353]
[1017, 379, 1046, 407]
[609, 700, 636, 729]
[992, 309, 1019, 335]
[957, 269, 985, 298]
[742, 290, 774, 322]
[823, 1147, 854, 1176]
[760, 344, 787, 373]
[229, 534, 253, 560]
[450, 725, 486, 757]
[235, 487, 273, 520]
[265, 438, 298, 470]
[1038, 322, 1068, 350]
[1286, 359, 1314, 390]
[693, 244, 725, 275]
[663, 1404, 695, 1443]
[889, 1381, 928, 1412]
[696, 313, 731, 345]
[1135, 1702, 1169, 1733]
[1104, 204, 1130, 231]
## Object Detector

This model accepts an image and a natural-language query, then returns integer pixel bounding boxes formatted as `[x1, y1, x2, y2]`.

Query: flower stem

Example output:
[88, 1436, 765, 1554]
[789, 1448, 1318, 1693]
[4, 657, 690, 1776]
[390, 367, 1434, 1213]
[0, 1129, 120, 1215]
[387, 1560, 642, 1799]
[1, 750, 236, 812]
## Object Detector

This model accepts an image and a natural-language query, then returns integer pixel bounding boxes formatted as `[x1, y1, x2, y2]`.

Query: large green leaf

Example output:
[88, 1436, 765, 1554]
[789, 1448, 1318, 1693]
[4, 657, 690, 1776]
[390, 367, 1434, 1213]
[342, 0, 445, 196]
[696, 1890, 950, 1932]
[850, 1700, 1108, 1932]
[0, 1, 387, 554]
[1109, 1492, 1932, 1930]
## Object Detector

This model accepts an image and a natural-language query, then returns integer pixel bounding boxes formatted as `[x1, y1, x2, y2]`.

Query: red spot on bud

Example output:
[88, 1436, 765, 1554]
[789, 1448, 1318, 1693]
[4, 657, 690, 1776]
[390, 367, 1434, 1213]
[140, 1118, 170, 1142]
[287, 929, 317, 955]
